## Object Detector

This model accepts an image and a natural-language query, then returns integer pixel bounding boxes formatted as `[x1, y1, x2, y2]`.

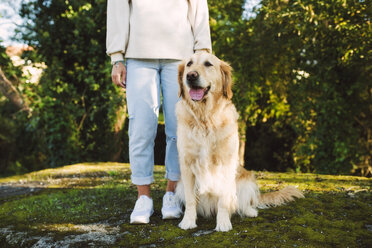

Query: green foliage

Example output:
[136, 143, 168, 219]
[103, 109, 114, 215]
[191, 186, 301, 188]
[209, 0, 298, 172]
[209, 0, 371, 174]
[17, 0, 125, 168]
[0, 46, 22, 81]
[255, 0, 371, 174]
[0, 0, 370, 175]
[0, 44, 32, 175]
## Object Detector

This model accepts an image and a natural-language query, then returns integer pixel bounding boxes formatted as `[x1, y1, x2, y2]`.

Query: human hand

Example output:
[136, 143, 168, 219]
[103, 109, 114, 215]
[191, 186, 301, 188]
[111, 61, 126, 88]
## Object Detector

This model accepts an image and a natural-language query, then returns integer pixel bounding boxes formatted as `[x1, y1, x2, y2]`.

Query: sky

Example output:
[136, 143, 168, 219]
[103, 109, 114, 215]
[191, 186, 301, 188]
[0, 0, 262, 46]
[244, 0, 261, 19]
[0, 0, 23, 46]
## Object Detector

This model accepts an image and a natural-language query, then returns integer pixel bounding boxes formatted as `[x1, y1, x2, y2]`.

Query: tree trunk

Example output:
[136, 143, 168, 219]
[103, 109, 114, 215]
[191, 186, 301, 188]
[0, 67, 30, 113]
[352, 116, 371, 176]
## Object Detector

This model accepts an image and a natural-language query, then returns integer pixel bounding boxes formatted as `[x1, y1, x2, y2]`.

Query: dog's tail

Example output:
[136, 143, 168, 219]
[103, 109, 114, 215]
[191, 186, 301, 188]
[258, 186, 304, 208]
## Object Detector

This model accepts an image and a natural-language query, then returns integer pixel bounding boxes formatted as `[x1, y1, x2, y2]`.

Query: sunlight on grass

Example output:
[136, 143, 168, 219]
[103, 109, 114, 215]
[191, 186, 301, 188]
[0, 162, 371, 247]
[0, 162, 131, 184]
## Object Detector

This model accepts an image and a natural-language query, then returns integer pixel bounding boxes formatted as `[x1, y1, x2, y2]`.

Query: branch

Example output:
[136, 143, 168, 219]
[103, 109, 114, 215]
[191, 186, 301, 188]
[0, 67, 30, 114]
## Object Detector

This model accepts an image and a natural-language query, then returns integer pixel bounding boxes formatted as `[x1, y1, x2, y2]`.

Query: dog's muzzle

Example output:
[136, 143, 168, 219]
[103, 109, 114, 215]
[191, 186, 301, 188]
[186, 71, 210, 101]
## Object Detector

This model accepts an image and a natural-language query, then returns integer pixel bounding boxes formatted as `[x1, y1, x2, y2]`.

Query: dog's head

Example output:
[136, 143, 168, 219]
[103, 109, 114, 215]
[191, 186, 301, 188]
[178, 52, 233, 103]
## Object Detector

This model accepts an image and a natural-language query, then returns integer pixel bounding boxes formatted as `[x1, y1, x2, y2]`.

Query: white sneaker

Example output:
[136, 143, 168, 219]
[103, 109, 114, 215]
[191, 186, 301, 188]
[130, 195, 154, 224]
[161, 192, 183, 219]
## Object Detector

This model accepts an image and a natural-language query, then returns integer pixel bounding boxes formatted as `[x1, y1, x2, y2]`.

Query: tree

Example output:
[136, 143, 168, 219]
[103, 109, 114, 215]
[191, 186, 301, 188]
[256, 0, 371, 174]
[0, 68, 29, 113]
[0, 44, 32, 174]
[209, 0, 371, 174]
[2, 0, 369, 175]
[17, 0, 126, 167]
[209, 0, 297, 171]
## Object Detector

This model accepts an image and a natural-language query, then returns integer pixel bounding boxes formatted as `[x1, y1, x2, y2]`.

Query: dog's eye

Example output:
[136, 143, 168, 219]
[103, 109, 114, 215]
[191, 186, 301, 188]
[186, 61, 193, 67]
[204, 61, 213, 67]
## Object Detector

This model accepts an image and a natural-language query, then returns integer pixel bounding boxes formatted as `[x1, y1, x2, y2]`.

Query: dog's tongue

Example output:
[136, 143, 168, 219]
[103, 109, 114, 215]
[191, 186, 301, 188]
[189, 88, 205, 101]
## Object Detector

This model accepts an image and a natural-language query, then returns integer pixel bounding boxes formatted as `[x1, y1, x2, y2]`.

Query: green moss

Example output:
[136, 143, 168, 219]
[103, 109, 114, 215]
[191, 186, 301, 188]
[0, 163, 371, 247]
[0, 186, 130, 226]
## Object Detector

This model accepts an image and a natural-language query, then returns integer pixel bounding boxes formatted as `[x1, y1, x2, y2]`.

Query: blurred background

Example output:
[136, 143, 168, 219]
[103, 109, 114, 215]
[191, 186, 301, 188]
[0, 0, 370, 177]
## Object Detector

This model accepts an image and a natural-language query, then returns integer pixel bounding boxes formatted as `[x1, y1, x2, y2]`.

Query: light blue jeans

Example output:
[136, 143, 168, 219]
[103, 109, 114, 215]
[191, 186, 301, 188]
[126, 58, 181, 185]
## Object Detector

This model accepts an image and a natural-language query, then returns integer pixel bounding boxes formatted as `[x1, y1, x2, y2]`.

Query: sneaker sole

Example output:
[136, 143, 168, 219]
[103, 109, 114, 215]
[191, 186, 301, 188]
[130, 210, 154, 224]
[162, 212, 182, 220]
[130, 218, 149, 224]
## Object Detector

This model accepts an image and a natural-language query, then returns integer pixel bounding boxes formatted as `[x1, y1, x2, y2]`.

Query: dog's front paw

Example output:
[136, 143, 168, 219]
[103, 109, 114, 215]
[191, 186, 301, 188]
[179, 217, 197, 230]
[245, 207, 258, 217]
[215, 219, 232, 232]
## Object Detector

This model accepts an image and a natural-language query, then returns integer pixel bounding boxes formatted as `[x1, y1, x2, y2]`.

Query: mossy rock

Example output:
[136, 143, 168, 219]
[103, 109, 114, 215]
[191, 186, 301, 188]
[0, 162, 371, 247]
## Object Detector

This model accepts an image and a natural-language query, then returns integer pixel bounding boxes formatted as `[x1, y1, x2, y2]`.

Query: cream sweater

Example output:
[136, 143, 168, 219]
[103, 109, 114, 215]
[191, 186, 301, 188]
[106, 0, 212, 63]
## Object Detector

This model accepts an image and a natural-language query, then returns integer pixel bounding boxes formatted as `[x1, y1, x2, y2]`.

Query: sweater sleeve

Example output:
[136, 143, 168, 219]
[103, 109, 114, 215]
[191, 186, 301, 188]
[106, 0, 130, 63]
[188, 0, 212, 53]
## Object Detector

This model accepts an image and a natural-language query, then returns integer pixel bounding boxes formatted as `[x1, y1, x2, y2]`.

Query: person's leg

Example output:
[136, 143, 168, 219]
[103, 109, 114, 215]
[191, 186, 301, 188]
[166, 180, 177, 192]
[160, 59, 182, 190]
[137, 185, 151, 198]
[126, 59, 160, 224]
[126, 59, 161, 224]
[126, 59, 161, 190]
[160, 59, 183, 219]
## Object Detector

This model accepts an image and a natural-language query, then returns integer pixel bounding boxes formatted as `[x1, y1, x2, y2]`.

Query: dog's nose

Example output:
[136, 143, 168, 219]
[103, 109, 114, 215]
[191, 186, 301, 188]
[187, 71, 199, 82]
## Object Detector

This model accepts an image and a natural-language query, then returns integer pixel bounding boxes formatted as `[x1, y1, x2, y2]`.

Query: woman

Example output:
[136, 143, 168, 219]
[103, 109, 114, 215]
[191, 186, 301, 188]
[106, 0, 211, 224]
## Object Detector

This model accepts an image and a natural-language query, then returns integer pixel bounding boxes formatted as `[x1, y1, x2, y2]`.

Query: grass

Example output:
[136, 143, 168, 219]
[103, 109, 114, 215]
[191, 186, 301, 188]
[0, 162, 371, 247]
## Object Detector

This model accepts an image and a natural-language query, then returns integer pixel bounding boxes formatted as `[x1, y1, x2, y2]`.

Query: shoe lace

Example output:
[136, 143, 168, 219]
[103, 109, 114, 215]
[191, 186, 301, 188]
[164, 193, 177, 208]
[134, 196, 149, 211]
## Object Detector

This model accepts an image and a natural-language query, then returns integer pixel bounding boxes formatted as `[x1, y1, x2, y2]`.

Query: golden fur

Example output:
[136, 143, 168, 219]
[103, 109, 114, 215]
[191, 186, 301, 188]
[175, 52, 304, 232]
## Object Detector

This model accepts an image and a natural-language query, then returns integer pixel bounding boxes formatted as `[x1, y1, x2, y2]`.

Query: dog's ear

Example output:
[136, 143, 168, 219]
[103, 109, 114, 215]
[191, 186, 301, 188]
[178, 61, 185, 98]
[220, 61, 233, 99]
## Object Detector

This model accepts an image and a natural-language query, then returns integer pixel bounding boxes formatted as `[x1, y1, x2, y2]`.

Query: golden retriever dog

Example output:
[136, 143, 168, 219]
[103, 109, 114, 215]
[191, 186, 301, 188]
[175, 52, 304, 232]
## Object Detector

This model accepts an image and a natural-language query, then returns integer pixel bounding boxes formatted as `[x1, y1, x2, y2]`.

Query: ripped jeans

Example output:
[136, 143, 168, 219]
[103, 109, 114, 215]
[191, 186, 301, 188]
[126, 58, 181, 185]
